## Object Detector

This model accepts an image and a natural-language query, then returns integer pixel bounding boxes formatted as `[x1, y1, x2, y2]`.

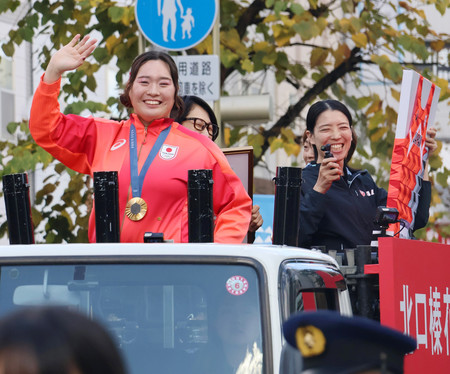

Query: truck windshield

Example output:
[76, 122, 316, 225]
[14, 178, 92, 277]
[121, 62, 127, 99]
[0, 263, 263, 374]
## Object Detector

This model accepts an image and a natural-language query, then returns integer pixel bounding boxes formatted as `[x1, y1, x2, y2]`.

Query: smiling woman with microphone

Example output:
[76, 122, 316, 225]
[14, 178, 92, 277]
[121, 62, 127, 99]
[298, 99, 436, 252]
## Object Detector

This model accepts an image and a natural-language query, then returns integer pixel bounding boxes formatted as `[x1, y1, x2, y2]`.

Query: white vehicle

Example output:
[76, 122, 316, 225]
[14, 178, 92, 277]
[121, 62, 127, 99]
[0, 243, 351, 374]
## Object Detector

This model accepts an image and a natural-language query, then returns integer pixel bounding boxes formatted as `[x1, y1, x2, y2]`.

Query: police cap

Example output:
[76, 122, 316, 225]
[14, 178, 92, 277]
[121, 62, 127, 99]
[283, 310, 416, 374]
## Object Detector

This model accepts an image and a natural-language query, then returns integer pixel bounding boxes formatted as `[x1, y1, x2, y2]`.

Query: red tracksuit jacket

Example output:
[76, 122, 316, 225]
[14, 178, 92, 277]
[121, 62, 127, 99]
[29, 76, 252, 243]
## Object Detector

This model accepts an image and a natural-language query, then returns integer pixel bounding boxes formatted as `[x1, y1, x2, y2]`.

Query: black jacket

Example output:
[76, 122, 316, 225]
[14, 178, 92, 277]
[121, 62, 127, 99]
[298, 163, 431, 251]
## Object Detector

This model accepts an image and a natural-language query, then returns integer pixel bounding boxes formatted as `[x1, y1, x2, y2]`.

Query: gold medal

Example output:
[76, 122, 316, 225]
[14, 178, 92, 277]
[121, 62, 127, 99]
[125, 197, 148, 221]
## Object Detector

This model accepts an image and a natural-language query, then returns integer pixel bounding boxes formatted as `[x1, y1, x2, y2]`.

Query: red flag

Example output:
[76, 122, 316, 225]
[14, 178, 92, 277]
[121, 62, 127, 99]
[387, 71, 440, 238]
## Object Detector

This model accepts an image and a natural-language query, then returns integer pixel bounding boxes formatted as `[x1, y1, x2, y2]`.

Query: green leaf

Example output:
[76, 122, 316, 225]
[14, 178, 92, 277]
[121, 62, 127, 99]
[357, 96, 372, 109]
[18, 26, 34, 42]
[386, 62, 403, 83]
[436, 0, 447, 15]
[248, 133, 265, 157]
[108, 6, 125, 23]
[262, 51, 278, 65]
[220, 47, 239, 68]
[291, 3, 305, 15]
[36, 183, 57, 203]
[293, 19, 315, 41]
[270, 137, 284, 153]
[428, 153, 442, 170]
[86, 75, 97, 92]
[241, 59, 253, 72]
[436, 172, 448, 186]
[344, 96, 358, 111]
[274, 1, 287, 15]
[310, 48, 328, 68]
[352, 33, 368, 48]
[6, 121, 19, 134]
[341, 0, 354, 13]
[0, 0, 20, 13]
[252, 51, 266, 71]
[290, 63, 307, 79]
[275, 69, 286, 83]
[1, 42, 15, 57]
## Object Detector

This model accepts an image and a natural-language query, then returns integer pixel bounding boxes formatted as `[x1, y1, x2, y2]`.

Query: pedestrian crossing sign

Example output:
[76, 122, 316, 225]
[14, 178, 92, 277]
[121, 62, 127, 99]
[135, 0, 219, 51]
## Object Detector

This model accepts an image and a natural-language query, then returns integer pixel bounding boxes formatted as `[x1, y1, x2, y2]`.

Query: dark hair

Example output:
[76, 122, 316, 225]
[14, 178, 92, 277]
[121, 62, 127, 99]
[120, 50, 184, 119]
[175, 95, 219, 141]
[306, 99, 353, 133]
[0, 306, 127, 374]
[346, 127, 358, 163]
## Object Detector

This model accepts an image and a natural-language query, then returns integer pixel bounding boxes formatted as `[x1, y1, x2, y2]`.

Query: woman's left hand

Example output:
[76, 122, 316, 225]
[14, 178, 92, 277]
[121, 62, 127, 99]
[425, 127, 438, 155]
[423, 127, 438, 181]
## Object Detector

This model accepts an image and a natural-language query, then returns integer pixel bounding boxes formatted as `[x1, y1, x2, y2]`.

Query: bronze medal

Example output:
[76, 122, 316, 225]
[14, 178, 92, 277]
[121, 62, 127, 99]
[125, 197, 148, 221]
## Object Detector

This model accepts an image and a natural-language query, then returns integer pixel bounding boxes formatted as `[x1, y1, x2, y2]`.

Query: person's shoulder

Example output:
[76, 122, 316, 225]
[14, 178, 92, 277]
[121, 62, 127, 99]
[302, 163, 319, 176]
[172, 123, 223, 157]
[95, 117, 126, 126]
[304, 162, 319, 170]
[347, 166, 370, 181]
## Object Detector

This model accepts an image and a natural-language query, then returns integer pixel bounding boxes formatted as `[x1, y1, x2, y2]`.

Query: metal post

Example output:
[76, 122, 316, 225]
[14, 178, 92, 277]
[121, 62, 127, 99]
[212, 6, 222, 147]
[93, 171, 120, 243]
[354, 245, 374, 318]
[2, 173, 35, 244]
[188, 169, 214, 243]
[272, 167, 302, 246]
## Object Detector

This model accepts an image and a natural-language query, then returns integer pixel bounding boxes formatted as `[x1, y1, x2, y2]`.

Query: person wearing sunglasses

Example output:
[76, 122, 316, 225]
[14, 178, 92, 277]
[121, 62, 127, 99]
[176, 95, 263, 233]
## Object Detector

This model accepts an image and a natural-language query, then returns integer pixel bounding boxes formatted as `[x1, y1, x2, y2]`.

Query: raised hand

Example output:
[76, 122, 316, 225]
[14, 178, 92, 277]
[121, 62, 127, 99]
[44, 34, 97, 84]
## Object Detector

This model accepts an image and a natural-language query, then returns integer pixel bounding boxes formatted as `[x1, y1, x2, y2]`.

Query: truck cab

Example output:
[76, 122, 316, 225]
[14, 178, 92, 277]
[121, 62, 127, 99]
[0, 243, 351, 373]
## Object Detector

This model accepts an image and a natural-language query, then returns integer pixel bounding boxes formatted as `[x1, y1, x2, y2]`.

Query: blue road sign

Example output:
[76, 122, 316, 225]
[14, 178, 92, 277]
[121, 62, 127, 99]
[135, 0, 218, 51]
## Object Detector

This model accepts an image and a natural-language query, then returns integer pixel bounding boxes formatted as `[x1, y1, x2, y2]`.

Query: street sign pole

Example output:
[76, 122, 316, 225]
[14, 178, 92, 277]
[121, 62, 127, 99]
[138, 32, 145, 55]
[212, 9, 222, 147]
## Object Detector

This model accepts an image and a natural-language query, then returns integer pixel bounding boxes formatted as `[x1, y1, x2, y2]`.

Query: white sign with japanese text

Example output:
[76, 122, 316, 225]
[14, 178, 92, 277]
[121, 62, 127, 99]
[173, 55, 220, 101]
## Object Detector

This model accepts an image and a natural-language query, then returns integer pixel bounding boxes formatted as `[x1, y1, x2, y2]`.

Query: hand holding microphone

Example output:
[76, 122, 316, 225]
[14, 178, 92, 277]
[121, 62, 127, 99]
[313, 144, 342, 194]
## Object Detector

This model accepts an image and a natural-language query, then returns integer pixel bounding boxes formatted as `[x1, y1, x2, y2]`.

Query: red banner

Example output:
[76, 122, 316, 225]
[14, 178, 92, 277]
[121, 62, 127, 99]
[387, 70, 440, 238]
[365, 237, 450, 373]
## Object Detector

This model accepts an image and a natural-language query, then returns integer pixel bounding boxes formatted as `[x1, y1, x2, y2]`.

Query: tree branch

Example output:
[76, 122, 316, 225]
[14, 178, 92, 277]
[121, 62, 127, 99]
[286, 42, 329, 50]
[221, 0, 266, 83]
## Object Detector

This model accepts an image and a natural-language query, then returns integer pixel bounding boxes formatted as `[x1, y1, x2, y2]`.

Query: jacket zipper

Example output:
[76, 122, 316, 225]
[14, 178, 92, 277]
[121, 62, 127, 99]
[142, 126, 148, 145]
[137, 126, 148, 160]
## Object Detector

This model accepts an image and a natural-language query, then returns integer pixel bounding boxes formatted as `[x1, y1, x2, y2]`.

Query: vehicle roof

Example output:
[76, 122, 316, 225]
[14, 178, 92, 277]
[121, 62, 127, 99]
[0, 243, 338, 266]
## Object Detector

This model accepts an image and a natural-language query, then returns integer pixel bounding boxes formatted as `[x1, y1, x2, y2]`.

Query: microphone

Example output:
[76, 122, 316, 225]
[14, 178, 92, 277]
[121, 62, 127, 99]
[321, 144, 333, 159]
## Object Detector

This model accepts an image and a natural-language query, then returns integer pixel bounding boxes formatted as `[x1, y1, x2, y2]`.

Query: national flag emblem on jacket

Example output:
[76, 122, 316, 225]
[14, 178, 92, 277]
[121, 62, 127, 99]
[160, 144, 179, 160]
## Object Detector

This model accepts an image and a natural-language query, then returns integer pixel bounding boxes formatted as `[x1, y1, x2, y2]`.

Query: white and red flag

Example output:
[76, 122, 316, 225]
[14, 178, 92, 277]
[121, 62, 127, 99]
[387, 70, 440, 238]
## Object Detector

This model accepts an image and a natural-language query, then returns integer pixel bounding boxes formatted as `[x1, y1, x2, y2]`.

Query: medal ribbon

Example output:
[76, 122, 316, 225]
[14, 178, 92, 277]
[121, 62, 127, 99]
[129, 123, 171, 198]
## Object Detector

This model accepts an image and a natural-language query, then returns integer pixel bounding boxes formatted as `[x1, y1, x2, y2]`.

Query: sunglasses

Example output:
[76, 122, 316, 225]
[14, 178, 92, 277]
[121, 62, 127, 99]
[184, 117, 219, 141]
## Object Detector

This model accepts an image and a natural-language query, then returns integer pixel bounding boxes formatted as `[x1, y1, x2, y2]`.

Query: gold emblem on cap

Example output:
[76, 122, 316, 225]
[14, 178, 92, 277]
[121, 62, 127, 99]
[295, 325, 326, 357]
[125, 197, 147, 221]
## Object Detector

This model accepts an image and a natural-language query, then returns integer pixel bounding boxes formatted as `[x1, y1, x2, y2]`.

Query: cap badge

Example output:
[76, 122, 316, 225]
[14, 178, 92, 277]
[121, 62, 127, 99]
[295, 325, 326, 357]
